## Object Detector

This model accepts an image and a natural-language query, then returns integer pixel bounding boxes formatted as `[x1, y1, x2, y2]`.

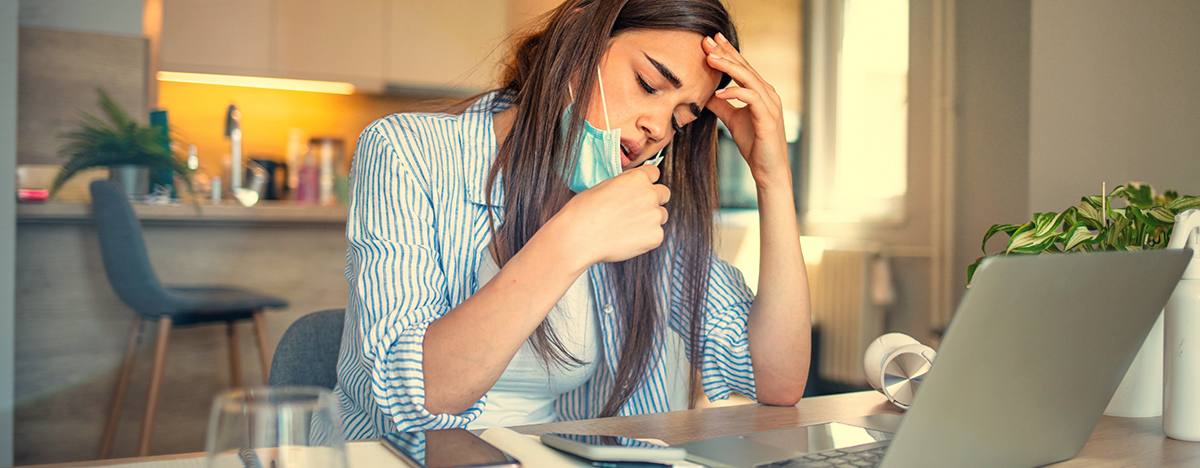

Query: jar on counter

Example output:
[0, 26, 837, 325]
[298, 137, 345, 206]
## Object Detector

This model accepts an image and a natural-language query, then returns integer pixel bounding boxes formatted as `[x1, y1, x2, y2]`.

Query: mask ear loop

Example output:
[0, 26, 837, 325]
[595, 67, 612, 131]
[641, 148, 665, 167]
[567, 68, 612, 130]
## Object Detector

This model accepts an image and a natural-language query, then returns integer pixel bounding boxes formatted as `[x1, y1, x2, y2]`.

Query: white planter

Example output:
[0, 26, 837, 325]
[1105, 311, 1164, 417]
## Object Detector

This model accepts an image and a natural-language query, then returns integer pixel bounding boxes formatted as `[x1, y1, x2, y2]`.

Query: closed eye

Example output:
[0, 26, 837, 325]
[638, 73, 690, 133]
[637, 74, 657, 94]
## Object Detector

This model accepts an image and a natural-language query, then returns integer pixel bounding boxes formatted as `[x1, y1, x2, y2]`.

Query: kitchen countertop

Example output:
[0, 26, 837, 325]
[16, 200, 349, 226]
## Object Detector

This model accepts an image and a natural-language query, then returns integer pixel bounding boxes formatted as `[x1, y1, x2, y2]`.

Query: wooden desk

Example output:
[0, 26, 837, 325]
[514, 391, 1200, 467]
[19, 391, 1200, 467]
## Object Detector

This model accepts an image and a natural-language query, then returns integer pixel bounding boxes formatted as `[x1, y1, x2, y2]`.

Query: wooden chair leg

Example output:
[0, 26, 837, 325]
[138, 316, 172, 457]
[252, 311, 272, 380]
[99, 319, 142, 459]
[227, 321, 243, 388]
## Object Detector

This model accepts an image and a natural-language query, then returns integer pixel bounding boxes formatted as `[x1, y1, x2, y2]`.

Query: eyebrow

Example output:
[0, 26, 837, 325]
[644, 53, 703, 118]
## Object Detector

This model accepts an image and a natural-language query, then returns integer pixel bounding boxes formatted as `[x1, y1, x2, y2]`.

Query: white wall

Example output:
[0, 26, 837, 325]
[952, 1, 1030, 299]
[19, 0, 144, 36]
[1, 1, 18, 466]
[1030, 0, 1200, 213]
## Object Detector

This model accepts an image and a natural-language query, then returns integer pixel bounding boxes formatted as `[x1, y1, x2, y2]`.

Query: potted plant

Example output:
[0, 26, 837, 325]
[968, 182, 1200, 417]
[969, 183, 1200, 282]
[50, 88, 193, 200]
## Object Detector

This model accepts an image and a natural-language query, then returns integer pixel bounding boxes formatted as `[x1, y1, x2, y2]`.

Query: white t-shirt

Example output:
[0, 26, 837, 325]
[467, 252, 602, 429]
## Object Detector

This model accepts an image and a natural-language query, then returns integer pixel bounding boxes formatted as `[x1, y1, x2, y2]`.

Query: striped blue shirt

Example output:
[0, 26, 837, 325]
[334, 91, 758, 440]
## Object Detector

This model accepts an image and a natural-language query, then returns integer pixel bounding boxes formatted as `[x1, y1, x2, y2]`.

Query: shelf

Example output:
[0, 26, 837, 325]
[17, 200, 348, 226]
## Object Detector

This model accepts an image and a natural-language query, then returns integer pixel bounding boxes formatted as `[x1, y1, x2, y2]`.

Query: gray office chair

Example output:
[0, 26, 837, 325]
[89, 180, 288, 458]
[269, 309, 346, 389]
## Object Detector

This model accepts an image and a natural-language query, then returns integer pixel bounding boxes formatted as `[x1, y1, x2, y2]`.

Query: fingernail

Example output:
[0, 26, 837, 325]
[709, 53, 722, 61]
[706, 36, 717, 47]
[717, 32, 727, 43]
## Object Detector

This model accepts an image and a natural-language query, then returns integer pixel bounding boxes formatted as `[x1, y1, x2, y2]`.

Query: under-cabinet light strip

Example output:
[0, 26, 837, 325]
[157, 71, 356, 95]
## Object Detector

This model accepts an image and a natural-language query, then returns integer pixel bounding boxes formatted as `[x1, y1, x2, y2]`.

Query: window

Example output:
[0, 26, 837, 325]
[804, 0, 909, 223]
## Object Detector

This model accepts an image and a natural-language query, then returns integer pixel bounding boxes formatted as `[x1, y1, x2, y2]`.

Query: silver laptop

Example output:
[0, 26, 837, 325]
[676, 249, 1192, 468]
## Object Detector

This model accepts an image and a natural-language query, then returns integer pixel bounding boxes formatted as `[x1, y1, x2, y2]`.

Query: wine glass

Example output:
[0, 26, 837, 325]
[205, 386, 347, 468]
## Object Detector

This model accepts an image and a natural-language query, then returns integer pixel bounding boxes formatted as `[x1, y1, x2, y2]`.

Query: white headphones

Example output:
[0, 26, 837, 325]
[863, 333, 937, 409]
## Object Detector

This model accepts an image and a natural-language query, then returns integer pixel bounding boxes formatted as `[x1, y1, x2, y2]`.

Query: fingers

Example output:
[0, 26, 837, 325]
[713, 33, 779, 104]
[653, 183, 671, 205]
[633, 164, 660, 184]
[705, 94, 738, 123]
[703, 34, 781, 112]
[714, 87, 779, 126]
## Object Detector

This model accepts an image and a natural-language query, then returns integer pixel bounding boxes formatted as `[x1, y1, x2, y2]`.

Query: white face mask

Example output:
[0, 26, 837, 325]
[564, 68, 664, 193]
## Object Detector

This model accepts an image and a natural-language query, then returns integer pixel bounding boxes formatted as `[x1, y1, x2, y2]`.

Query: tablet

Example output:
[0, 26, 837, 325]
[384, 429, 520, 468]
[539, 433, 687, 463]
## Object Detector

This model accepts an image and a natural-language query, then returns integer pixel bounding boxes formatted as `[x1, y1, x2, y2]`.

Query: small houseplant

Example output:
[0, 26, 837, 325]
[967, 182, 1200, 417]
[968, 183, 1200, 284]
[50, 88, 193, 199]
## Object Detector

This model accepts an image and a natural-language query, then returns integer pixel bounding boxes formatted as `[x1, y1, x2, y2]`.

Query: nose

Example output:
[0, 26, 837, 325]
[638, 108, 672, 143]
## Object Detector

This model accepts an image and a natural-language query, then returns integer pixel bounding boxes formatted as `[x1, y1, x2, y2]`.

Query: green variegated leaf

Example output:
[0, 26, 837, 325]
[1168, 196, 1200, 212]
[1149, 225, 1171, 249]
[966, 259, 982, 285]
[1126, 245, 1143, 251]
[1061, 206, 1079, 227]
[1082, 195, 1104, 212]
[981, 223, 1026, 254]
[1162, 190, 1180, 205]
[1006, 229, 1057, 254]
[1032, 212, 1066, 237]
[1147, 206, 1176, 224]
[1112, 183, 1155, 208]
[1076, 201, 1103, 228]
[1128, 206, 1151, 226]
[1061, 223, 1097, 251]
[1105, 216, 1132, 247]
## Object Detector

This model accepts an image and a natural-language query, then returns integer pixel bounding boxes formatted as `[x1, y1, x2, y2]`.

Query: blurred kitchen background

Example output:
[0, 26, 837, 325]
[4, 0, 1200, 465]
[7, 0, 806, 464]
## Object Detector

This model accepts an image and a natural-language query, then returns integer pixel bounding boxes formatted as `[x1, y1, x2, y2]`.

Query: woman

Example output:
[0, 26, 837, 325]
[335, 0, 811, 439]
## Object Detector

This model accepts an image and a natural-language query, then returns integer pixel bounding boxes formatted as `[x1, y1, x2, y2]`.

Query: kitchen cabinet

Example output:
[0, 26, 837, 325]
[274, 0, 386, 89]
[387, 0, 508, 92]
[160, 0, 274, 78]
[160, 0, 508, 94]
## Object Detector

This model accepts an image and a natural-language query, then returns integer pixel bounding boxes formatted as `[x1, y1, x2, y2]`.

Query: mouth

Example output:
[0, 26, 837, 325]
[620, 138, 643, 168]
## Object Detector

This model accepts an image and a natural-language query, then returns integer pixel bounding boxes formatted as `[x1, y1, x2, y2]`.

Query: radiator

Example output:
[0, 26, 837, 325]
[716, 223, 892, 388]
[805, 243, 891, 386]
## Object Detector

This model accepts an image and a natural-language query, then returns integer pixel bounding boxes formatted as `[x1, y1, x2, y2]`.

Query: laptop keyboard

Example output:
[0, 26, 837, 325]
[754, 440, 890, 468]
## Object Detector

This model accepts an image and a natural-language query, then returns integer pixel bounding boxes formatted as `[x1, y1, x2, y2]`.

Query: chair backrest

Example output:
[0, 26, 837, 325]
[89, 180, 175, 315]
[270, 309, 346, 389]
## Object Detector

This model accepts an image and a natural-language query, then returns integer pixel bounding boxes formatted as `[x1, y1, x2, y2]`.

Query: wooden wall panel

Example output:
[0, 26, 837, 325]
[17, 27, 148, 165]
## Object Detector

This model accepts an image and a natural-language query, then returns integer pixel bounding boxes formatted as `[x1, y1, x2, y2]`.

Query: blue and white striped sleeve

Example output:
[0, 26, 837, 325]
[666, 250, 757, 402]
[345, 118, 484, 432]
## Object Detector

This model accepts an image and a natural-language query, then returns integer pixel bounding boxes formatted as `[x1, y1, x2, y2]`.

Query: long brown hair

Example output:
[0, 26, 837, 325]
[485, 0, 739, 417]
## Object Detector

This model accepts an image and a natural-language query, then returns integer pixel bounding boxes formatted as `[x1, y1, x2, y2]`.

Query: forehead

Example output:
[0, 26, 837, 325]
[607, 29, 722, 96]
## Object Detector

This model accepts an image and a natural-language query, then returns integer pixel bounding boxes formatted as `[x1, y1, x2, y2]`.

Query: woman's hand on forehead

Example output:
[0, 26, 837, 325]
[701, 33, 790, 186]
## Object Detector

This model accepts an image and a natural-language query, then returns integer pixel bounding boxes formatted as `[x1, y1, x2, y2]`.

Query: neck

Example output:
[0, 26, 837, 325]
[492, 106, 517, 144]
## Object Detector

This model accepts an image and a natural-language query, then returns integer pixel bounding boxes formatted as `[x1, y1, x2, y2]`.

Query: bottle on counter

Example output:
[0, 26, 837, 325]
[149, 110, 175, 199]
[1164, 209, 1200, 440]
[285, 128, 306, 195]
[309, 137, 345, 206]
[296, 146, 320, 204]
